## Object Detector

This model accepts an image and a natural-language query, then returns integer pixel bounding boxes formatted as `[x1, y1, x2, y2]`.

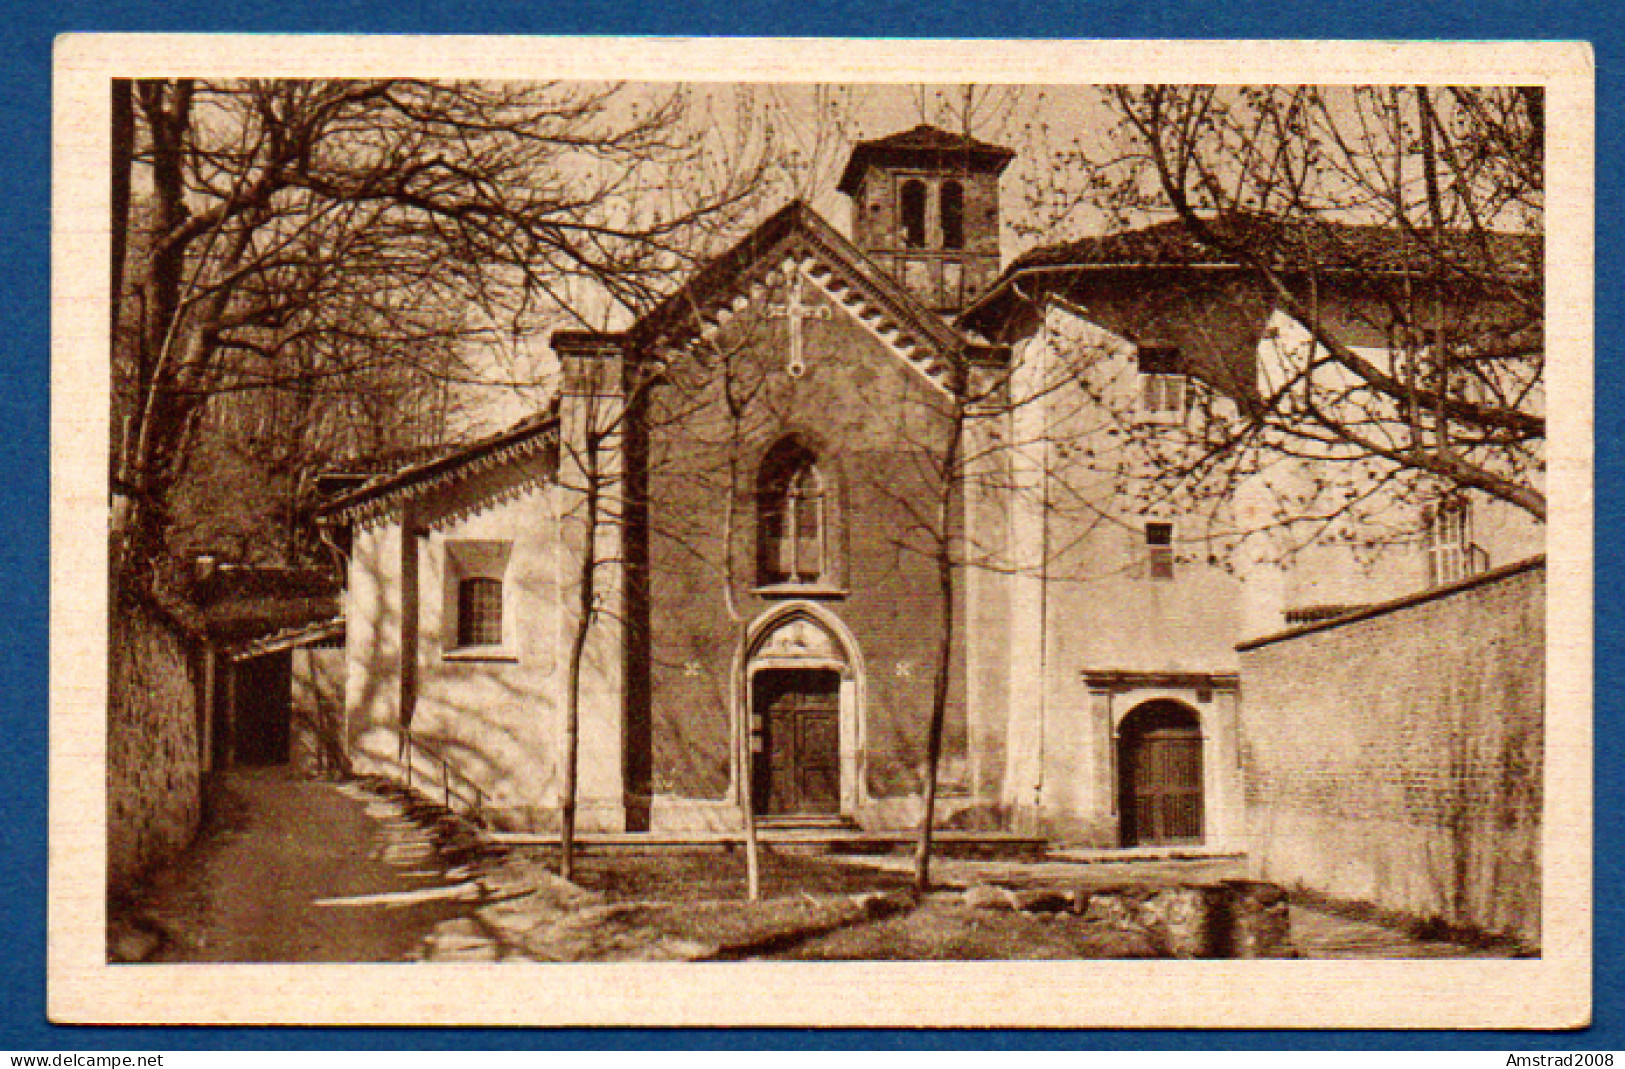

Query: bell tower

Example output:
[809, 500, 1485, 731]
[837, 124, 1014, 315]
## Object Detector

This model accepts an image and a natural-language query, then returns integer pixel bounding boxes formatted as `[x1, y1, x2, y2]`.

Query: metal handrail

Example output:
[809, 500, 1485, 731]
[397, 726, 487, 826]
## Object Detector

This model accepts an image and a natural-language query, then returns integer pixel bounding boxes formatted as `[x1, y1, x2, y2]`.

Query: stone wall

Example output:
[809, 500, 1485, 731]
[1237, 558, 1544, 946]
[107, 593, 203, 899]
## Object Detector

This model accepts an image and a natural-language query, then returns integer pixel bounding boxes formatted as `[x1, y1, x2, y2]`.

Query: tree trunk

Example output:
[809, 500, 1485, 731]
[740, 689, 762, 900]
[109, 79, 133, 350]
[913, 403, 963, 893]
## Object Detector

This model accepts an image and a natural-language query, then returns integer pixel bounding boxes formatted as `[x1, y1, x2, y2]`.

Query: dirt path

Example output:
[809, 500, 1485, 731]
[123, 767, 478, 962]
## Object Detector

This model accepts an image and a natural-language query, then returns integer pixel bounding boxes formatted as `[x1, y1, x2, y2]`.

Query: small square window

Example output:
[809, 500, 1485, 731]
[443, 540, 513, 656]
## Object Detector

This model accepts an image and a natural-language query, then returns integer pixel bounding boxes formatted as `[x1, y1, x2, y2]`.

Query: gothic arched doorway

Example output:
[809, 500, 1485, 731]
[1118, 700, 1204, 846]
[742, 609, 860, 823]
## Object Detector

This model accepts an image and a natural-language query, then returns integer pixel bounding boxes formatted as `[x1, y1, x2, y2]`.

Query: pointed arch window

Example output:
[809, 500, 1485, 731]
[759, 439, 830, 586]
[940, 180, 965, 250]
[900, 179, 928, 249]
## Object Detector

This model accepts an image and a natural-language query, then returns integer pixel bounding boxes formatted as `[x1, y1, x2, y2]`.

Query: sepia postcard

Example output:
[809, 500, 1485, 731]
[49, 35, 1593, 1028]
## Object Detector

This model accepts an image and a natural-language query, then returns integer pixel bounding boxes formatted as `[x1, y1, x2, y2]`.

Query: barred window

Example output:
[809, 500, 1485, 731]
[456, 576, 504, 647]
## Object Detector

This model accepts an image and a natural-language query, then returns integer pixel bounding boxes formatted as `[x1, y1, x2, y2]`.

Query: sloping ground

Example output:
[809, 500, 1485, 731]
[462, 850, 1217, 961]
[112, 768, 479, 962]
[831, 852, 1248, 891]
[114, 771, 1512, 964]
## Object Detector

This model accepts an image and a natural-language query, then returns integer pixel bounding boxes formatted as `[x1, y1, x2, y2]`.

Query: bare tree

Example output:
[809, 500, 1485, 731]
[1000, 85, 1544, 552]
[111, 78, 772, 584]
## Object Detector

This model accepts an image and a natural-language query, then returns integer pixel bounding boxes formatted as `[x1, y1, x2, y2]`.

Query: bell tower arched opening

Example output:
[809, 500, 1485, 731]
[836, 124, 1014, 314]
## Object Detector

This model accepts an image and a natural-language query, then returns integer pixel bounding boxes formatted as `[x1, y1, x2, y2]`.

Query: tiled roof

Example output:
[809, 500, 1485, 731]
[1008, 213, 1541, 277]
[837, 124, 1015, 194]
[960, 213, 1541, 334]
[230, 616, 345, 661]
[851, 123, 1014, 155]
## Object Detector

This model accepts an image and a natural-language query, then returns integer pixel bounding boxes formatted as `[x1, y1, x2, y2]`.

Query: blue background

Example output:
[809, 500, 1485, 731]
[3, 1, 1610, 1050]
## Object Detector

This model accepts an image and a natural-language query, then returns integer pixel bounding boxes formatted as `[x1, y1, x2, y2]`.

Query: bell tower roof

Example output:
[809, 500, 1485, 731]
[837, 124, 1015, 195]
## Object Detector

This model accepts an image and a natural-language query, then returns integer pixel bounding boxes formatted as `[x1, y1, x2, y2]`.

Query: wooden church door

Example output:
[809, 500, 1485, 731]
[1119, 701, 1204, 846]
[751, 669, 841, 817]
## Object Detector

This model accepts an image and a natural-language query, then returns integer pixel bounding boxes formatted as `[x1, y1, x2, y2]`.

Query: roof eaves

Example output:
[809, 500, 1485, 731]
[319, 409, 561, 525]
[634, 200, 971, 366]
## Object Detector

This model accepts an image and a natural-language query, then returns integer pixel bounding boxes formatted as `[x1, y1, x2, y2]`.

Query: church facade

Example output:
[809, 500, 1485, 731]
[324, 124, 1539, 849]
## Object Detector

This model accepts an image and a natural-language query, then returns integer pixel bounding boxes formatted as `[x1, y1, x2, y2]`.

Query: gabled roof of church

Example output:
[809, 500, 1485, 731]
[633, 200, 997, 385]
[961, 212, 1541, 332]
[836, 124, 1016, 195]
[317, 406, 559, 525]
[319, 199, 1000, 527]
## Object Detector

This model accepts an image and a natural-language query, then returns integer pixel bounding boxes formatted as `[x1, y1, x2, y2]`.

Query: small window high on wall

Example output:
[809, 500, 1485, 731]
[443, 539, 513, 656]
[1423, 497, 1487, 587]
[1145, 522, 1175, 580]
[759, 439, 829, 586]
[940, 180, 965, 250]
[900, 179, 927, 248]
[1137, 345, 1189, 422]
[457, 576, 504, 647]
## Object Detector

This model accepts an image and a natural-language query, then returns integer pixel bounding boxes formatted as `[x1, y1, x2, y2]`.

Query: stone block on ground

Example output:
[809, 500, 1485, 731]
[854, 890, 915, 919]
[417, 917, 502, 962]
[963, 884, 1017, 911]
[514, 903, 716, 963]
[107, 917, 165, 963]
[640, 895, 873, 957]
[1139, 886, 1222, 959]
[1220, 879, 1294, 958]
[479, 857, 604, 910]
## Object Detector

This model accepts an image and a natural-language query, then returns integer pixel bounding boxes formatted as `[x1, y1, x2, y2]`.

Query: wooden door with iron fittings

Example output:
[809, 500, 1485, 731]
[751, 668, 841, 817]
[1119, 700, 1204, 846]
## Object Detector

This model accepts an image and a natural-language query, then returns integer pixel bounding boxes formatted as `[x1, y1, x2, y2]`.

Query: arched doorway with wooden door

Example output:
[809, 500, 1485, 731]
[1117, 699, 1204, 847]
[740, 606, 863, 827]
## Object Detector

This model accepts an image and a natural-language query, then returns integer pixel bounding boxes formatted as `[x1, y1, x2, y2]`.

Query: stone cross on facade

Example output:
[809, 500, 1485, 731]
[766, 267, 831, 379]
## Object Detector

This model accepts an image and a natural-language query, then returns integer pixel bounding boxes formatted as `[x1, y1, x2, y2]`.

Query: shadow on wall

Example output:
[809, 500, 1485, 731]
[291, 646, 349, 776]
